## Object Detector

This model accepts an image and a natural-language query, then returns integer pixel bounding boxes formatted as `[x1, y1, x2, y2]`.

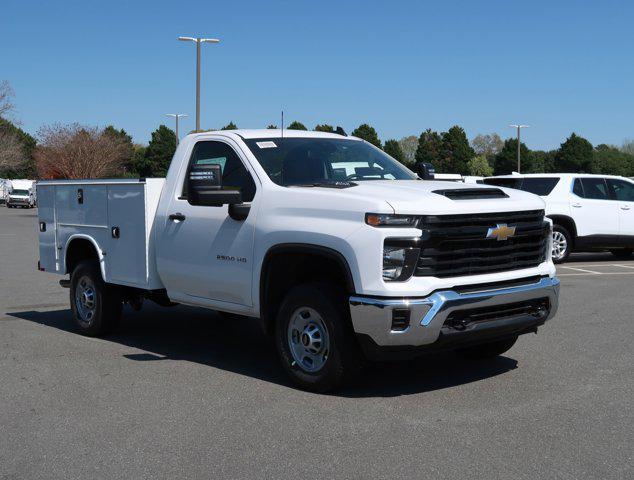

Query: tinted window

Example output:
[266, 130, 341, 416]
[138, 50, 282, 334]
[608, 179, 634, 202]
[183, 141, 256, 202]
[572, 178, 584, 197]
[483, 178, 521, 189]
[243, 137, 416, 186]
[483, 177, 559, 196]
[580, 178, 609, 200]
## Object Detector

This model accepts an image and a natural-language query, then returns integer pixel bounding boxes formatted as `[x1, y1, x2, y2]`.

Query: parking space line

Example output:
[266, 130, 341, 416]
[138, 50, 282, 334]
[559, 266, 602, 274]
[613, 264, 634, 269]
[558, 272, 634, 276]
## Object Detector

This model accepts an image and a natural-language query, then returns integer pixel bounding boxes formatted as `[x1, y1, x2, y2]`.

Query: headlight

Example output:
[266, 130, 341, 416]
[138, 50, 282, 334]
[383, 239, 420, 282]
[366, 213, 420, 228]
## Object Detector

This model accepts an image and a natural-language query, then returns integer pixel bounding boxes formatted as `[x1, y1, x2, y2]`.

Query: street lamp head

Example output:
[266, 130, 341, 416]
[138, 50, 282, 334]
[178, 36, 196, 42]
[201, 38, 220, 43]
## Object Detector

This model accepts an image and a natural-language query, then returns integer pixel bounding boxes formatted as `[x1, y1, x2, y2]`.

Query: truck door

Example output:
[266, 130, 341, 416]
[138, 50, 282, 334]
[570, 177, 619, 238]
[155, 138, 259, 307]
[607, 178, 634, 239]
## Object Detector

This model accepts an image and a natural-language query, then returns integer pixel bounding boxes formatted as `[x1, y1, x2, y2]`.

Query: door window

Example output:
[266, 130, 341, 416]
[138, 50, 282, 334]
[579, 178, 609, 200]
[572, 178, 584, 197]
[182, 141, 256, 202]
[608, 179, 634, 201]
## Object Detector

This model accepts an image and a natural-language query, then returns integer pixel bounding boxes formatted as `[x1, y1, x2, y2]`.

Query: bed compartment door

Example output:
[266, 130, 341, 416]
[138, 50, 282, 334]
[37, 184, 57, 272]
[107, 183, 148, 287]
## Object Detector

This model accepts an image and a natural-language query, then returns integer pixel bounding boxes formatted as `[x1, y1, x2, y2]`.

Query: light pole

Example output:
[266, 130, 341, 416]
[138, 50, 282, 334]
[509, 124, 530, 172]
[178, 36, 220, 131]
[166, 113, 188, 143]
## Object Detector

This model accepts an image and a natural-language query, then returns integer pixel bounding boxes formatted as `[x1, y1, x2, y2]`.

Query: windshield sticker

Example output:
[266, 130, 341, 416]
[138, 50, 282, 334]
[256, 141, 277, 149]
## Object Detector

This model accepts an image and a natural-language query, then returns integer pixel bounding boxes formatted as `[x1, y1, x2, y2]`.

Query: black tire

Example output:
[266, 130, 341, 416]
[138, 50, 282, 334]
[552, 224, 572, 264]
[275, 282, 362, 392]
[610, 248, 633, 260]
[70, 260, 122, 336]
[456, 336, 518, 360]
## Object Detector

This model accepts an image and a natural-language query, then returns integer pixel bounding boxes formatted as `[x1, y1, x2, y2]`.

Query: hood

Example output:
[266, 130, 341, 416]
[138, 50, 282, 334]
[311, 180, 545, 215]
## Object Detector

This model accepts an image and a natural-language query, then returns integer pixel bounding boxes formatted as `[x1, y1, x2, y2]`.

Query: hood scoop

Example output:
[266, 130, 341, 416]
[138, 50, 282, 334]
[432, 188, 509, 200]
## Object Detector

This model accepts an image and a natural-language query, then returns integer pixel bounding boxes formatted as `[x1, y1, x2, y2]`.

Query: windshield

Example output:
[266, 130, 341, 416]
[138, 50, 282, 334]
[243, 137, 416, 186]
[11, 189, 29, 196]
[483, 177, 560, 196]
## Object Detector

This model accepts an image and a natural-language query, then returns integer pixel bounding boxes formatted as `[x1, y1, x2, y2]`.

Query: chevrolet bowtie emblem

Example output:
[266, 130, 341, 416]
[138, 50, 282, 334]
[486, 223, 516, 241]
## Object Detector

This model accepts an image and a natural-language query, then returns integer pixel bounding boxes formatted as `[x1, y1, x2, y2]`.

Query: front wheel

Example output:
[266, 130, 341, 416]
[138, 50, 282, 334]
[70, 260, 122, 336]
[455, 336, 518, 359]
[610, 248, 633, 260]
[551, 224, 572, 264]
[275, 283, 362, 392]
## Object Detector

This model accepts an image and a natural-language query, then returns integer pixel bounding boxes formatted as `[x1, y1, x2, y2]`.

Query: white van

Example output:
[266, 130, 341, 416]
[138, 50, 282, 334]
[7, 179, 37, 208]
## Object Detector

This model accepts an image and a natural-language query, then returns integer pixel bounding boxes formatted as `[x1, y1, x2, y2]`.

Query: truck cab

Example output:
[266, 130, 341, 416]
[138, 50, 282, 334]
[37, 130, 560, 391]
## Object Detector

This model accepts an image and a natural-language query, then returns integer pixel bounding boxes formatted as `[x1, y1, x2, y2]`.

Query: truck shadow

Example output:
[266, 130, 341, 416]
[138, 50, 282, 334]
[9, 305, 518, 398]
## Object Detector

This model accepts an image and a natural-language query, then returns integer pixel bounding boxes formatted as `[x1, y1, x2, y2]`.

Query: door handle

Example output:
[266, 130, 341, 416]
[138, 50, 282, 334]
[571, 203, 582, 208]
[621, 205, 631, 211]
[168, 213, 186, 222]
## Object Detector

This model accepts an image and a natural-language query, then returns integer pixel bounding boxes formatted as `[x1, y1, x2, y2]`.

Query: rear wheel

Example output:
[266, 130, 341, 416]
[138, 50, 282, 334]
[610, 248, 633, 260]
[70, 260, 122, 336]
[552, 224, 572, 264]
[275, 283, 362, 392]
[456, 336, 518, 359]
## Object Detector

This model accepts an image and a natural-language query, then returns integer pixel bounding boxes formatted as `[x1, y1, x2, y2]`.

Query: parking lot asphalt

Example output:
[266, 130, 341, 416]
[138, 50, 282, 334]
[1, 206, 632, 480]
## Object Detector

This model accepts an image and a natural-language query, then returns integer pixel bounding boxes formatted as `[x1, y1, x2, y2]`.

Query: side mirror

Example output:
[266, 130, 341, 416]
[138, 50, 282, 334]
[187, 164, 242, 206]
[415, 162, 435, 180]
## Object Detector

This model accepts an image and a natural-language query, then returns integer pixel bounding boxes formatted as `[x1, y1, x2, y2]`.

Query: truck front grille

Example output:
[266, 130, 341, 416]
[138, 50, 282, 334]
[414, 210, 549, 278]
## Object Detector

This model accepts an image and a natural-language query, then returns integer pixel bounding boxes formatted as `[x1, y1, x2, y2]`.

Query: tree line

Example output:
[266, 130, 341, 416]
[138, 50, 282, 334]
[1, 81, 633, 179]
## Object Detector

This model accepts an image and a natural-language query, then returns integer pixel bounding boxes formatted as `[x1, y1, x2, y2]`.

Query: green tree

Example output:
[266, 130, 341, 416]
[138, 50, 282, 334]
[266, 124, 277, 129]
[0, 118, 37, 178]
[440, 126, 475, 174]
[314, 124, 334, 132]
[494, 138, 530, 175]
[351, 124, 381, 148]
[140, 125, 177, 177]
[467, 155, 493, 176]
[103, 125, 134, 174]
[287, 121, 307, 131]
[592, 144, 634, 176]
[384, 139, 405, 163]
[415, 129, 443, 167]
[221, 121, 238, 130]
[554, 133, 593, 173]
[528, 150, 556, 173]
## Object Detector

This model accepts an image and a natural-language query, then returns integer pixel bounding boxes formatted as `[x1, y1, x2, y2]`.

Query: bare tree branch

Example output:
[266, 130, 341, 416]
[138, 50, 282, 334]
[0, 126, 27, 170]
[0, 80, 15, 119]
[35, 124, 130, 179]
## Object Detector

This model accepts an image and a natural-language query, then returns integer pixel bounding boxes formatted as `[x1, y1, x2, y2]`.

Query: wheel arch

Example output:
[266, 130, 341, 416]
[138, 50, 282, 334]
[259, 243, 356, 335]
[547, 215, 577, 245]
[65, 235, 106, 280]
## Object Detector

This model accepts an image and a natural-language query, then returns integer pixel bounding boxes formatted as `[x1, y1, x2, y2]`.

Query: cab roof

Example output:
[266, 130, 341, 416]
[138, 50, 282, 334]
[185, 129, 360, 141]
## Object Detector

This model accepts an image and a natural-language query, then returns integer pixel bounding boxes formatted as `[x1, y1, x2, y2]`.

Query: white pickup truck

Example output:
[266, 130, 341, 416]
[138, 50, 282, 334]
[37, 129, 560, 391]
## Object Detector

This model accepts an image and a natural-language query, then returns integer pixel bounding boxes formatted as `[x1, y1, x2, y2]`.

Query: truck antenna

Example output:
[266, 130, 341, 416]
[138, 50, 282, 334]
[281, 110, 284, 139]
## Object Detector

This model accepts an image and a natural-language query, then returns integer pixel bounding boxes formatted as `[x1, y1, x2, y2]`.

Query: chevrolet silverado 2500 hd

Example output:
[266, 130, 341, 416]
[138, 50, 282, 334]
[37, 129, 560, 391]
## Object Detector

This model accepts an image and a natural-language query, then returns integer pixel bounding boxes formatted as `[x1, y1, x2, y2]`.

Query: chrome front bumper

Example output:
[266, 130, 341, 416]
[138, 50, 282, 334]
[8, 197, 30, 205]
[349, 276, 560, 347]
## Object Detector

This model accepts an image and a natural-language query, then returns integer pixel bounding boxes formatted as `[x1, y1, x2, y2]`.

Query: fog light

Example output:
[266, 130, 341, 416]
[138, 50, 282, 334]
[391, 309, 410, 331]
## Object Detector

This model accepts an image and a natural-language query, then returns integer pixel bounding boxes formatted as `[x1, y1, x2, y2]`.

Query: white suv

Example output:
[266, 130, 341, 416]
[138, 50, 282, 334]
[483, 174, 634, 263]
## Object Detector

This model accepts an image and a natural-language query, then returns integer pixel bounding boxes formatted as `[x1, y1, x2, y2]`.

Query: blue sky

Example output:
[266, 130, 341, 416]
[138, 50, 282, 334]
[2, 0, 633, 150]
